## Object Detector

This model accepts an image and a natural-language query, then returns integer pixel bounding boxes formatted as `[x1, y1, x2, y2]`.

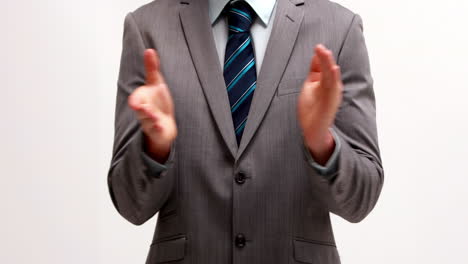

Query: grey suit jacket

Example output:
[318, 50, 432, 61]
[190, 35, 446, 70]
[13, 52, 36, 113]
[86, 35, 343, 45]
[107, 0, 384, 263]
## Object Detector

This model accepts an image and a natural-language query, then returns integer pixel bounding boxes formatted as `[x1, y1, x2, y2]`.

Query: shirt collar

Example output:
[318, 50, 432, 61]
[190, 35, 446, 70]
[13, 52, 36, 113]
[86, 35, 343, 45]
[208, 0, 277, 26]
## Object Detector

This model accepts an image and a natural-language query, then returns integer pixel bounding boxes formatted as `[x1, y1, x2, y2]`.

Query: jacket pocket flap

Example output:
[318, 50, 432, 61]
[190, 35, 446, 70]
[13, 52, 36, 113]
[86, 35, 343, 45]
[148, 235, 186, 263]
[277, 77, 305, 96]
[293, 238, 339, 263]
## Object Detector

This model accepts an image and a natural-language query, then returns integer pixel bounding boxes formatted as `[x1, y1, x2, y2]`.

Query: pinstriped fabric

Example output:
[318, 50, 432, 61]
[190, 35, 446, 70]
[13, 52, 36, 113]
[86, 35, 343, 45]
[111, 2, 383, 264]
[223, 1, 257, 145]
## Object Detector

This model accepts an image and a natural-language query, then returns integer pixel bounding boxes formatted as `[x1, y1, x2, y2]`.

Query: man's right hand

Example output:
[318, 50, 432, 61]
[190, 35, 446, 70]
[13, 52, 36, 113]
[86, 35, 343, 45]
[128, 49, 177, 164]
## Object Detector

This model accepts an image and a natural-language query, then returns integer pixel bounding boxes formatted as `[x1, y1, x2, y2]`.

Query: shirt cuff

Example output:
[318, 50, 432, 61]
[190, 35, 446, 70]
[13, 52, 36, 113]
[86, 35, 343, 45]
[141, 150, 168, 173]
[302, 127, 341, 180]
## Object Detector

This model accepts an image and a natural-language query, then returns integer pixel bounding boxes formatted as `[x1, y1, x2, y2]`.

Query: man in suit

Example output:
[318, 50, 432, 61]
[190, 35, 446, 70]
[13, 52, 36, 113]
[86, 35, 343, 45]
[107, 0, 384, 263]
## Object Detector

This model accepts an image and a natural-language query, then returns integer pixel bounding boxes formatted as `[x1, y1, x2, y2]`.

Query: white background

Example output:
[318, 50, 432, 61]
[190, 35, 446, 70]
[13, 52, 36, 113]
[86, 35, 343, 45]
[1, 0, 468, 263]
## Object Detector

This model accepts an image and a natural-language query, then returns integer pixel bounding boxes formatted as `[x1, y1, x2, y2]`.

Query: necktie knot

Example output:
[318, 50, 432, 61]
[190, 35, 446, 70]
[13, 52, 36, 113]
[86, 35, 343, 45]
[225, 1, 256, 33]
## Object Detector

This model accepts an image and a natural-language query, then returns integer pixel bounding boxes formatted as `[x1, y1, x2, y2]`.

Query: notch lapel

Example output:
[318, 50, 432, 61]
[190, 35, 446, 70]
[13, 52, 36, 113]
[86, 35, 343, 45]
[179, 0, 239, 159]
[235, 0, 304, 161]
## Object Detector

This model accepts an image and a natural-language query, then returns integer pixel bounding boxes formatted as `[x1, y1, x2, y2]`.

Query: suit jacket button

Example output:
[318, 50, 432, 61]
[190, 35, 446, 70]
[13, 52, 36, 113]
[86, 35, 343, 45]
[235, 172, 246, 184]
[235, 233, 246, 248]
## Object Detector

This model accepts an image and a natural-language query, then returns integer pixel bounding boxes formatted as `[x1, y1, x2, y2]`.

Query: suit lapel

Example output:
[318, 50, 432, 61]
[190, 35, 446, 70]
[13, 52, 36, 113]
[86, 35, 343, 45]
[179, 0, 239, 159]
[235, 0, 304, 161]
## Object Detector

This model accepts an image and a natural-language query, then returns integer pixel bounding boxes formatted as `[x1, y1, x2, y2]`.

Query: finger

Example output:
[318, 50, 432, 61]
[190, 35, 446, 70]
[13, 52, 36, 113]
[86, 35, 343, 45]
[138, 104, 162, 123]
[315, 44, 334, 71]
[137, 108, 163, 134]
[141, 120, 157, 135]
[155, 84, 175, 115]
[306, 53, 321, 83]
[332, 65, 342, 93]
[315, 45, 336, 87]
[153, 122, 164, 132]
[136, 109, 159, 123]
[310, 53, 321, 73]
[140, 109, 164, 133]
[150, 121, 164, 133]
[332, 65, 341, 83]
[144, 49, 160, 85]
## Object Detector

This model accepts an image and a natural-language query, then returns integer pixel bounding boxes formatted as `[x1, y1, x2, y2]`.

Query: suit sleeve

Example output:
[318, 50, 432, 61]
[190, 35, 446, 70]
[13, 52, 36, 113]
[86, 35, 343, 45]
[107, 12, 177, 225]
[315, 14, 384, 223]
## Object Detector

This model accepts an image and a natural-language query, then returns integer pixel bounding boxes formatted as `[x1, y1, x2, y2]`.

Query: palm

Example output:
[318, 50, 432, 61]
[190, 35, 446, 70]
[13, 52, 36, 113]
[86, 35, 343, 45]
[297, 44, 342, 149]
[128, 49, 177, 157]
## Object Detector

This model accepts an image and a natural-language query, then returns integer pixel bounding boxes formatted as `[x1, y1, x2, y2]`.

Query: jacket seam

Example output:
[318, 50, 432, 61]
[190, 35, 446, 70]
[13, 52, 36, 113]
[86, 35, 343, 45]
[336, 13, 357, 65]
[129, 12, 149, 48]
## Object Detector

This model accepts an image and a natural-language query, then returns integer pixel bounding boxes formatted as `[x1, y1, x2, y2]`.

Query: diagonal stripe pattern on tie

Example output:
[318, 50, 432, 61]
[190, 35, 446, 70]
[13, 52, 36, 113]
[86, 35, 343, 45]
[223, 0, 257, 145]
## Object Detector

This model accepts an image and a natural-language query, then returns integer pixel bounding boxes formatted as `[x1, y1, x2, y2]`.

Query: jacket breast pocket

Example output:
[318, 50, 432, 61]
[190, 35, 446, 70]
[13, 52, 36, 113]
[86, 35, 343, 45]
[277, 77, 305, 96]
[146, 234, 187, 263]
[293, 237, 340, 264]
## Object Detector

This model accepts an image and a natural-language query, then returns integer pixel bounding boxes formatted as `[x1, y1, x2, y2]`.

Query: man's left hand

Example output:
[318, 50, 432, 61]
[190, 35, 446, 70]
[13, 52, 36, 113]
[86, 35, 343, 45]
[297, 44, 343, 166]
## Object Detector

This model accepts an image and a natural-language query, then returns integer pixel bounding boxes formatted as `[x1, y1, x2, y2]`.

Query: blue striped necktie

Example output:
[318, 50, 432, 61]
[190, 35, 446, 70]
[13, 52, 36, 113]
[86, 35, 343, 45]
[223, 1, 257, 145]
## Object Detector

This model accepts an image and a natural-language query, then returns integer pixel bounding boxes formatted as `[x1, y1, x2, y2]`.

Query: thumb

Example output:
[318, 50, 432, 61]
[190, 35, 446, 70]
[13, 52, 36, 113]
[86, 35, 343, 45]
[144, 49, 160, 85]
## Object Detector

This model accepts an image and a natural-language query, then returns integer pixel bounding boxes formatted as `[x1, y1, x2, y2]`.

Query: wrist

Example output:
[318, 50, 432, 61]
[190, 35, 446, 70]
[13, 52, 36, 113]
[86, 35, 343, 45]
[304, 128, 335, 165]
[144, 134, 172, 164]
